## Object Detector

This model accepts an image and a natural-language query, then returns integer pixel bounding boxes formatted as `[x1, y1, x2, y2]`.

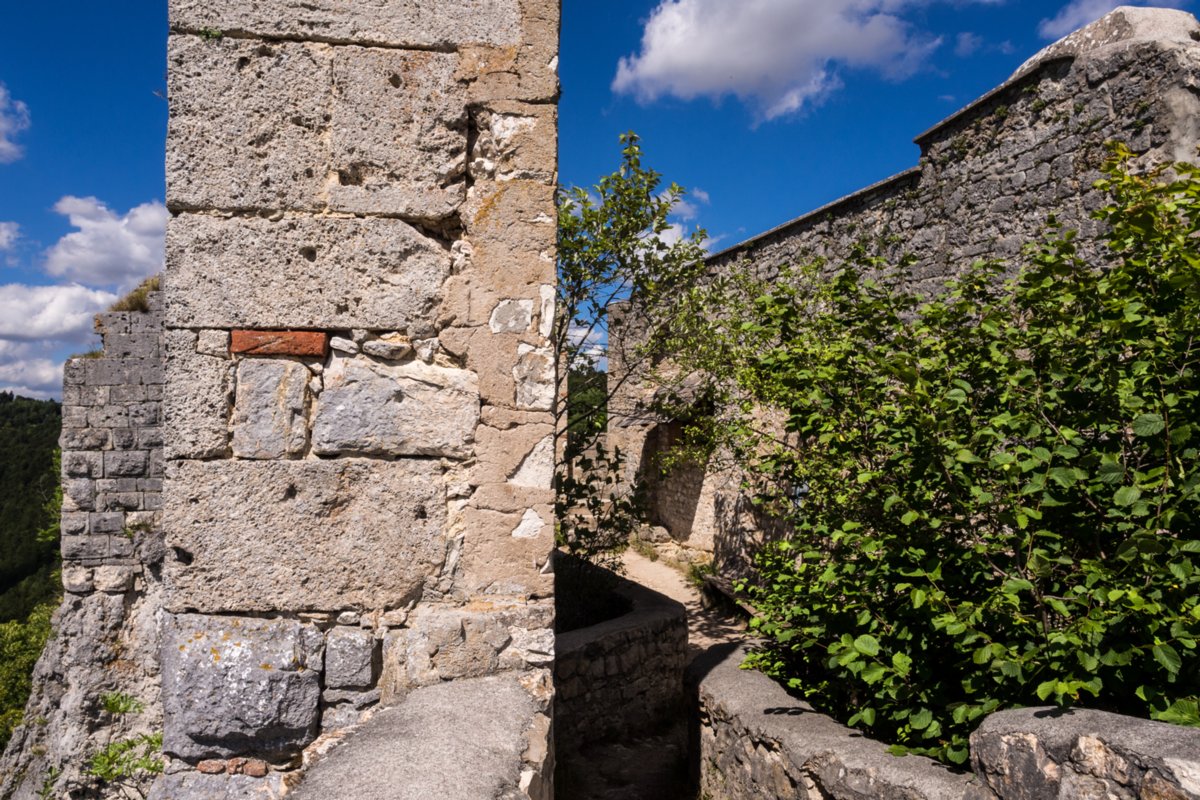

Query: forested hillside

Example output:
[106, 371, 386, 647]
[0, 392, 60, 623]
[0, 391, 61, 750]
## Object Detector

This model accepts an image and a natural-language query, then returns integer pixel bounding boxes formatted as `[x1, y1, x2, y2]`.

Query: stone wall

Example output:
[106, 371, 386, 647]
[609, 7, 1200, 575]
[692, 646, 1200, 800]
[1, 293, 168, 799]
[154, 0, 560, 796]
[554, 574, 688, 752]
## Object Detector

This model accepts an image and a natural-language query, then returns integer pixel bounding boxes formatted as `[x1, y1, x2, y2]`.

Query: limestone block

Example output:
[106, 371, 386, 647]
[458, 0, 560, 104]
[472, 421, 554, 486]
[163, 459, 448, 612]
[327, 48, 467, 219]
[513, 344, 554, 410]
[231, 359, 310, 459]
[164, 330, 232, 460]
[361, 333, 412, 361]
[196, 329, 230, 358]
[169, 0, 522, 49]
[324, 627, 375, 690]
[469, 102, 557, 184]
[93, 566, 136, 594]
[453, 507, 553, 599]
[167, 36, 328, 212]
[489, 299, 534, 334]
[160, 614, 323, 760]
[509, 435, 554, 489]
[166, 214, 451, 330]
[311, 355, 480, 459]
[380, 605, 552, 701]
[461, 181, 557, 291]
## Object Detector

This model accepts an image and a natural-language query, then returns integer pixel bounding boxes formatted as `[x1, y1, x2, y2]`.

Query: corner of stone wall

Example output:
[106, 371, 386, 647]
[0, 290, 166, 800]
[154, 0, 560, 797]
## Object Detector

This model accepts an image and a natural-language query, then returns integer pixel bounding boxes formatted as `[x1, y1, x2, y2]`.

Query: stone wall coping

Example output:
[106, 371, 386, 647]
[290, 674, 538, 800]
[555, 570, 688, 656]
[690, 644, 980, 800]
[972, 706, 1200, 794]
[704, 167, 922, 265]
[914, 6, 1200, 149]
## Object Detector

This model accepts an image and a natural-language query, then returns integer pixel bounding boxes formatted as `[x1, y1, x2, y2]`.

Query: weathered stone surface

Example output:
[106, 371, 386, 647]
[148, 770, 287, 800]
[327, 48, 467, 219]
[231, 359, 309, 459]
[361, 333, 413, 361]
[311, 355, 480, 459]
[230, 330, 329, 358]
[693, 644, 978, 800]
[170, 0, 523, 49]
[166, 214, 450, 329]
[164, 329, 231, 460]
[167, 36, 329, 212]
[292, 675, 536, 800]
[163, 459, 448, 612]
[513, 344, 553, 411]
[508, 435, 554, 489]
[325, 627, 376, 690]
[489, 299, 534, 334]
[161, 614, 323, 760]
[971, 707, 1200, 800]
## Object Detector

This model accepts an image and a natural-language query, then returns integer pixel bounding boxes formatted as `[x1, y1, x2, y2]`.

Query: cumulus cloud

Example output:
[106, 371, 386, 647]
[0, 222, 17, 250]
[0, 83, 30, 163]
[0, 358, 62, 399]
[44, 196, 167, 288]
[613, 0, 966, 121]
[0, 283, 117, 342]
[1038, 0, 1189, 39]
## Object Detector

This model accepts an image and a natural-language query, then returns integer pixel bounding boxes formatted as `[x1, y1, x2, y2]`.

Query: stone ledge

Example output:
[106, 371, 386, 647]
[290, 674, 541, 800]
[689, 644, 981, 800]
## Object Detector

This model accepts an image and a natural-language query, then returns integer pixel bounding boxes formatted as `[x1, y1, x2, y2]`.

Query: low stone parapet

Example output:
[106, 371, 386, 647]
[554, 572, 689, 751]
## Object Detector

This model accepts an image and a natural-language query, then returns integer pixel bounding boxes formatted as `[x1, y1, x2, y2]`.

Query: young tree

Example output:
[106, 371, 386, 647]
[553, 133, 708, 578]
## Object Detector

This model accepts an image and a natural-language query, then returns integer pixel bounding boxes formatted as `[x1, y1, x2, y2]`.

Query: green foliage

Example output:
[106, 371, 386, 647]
[0, 600, 55, 751]
[86, 732, 164, 799]
[0, 393, 61, 619]
[669, 145, 1200, 763]
[554, 133, 708, 572]
[108, 275, 160, 313]
[101, 692, 145, 716]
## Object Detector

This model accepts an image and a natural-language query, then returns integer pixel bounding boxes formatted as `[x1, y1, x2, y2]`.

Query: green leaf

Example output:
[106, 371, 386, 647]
[854, 634, 881, 657]
[1152, 644, 1183, 676]
[1114, 486, 1143, 507]
[909, 708, 933, 730]
[1132, 413, 1166, 437]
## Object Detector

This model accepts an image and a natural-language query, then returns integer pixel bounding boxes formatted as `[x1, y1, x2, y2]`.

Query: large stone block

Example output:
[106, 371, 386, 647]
[160, 614, 323, 760]
[163, 459, 448, 612]
[169, 0, 523, 49]
[167, 36, 329, 212]
[231, 359, 310, 459]
[166, 214, 451, 329]
[327, 47, 467, 219]
[164, 330, 232, 460]
[312, 354, 480, 459]
[324, 627, 376, 690]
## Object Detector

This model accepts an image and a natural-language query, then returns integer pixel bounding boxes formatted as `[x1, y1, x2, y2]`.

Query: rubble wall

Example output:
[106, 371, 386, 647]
[1, 294, 168, 799]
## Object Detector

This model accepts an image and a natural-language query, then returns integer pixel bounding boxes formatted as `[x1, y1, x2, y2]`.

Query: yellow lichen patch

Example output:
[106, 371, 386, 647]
[260, 663, 274, 671]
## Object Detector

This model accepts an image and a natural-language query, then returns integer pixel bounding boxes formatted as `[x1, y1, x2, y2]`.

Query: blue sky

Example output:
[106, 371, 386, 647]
[0, 0, 1190, 398]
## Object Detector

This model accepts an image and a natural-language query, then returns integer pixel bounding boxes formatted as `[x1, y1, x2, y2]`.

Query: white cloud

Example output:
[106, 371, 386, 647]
[955, 32, 983, 57]
[0, 83, 30, 163]
[44, 196, 167, 289]
[0, 358, 62, 397]
[613, 0, 968, 121]
[692, 188, 711, 205]
[1038, 0, 1189, 39]
[0, 283, 117, 342]
[0, 222, 17, 250]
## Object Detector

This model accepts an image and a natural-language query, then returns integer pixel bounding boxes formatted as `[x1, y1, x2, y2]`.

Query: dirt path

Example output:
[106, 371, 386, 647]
[619, 550, 747, 661]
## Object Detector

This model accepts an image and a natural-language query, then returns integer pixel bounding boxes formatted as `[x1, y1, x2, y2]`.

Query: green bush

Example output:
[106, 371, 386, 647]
[672, 145, 1200, 764]
[0, 600, 54, 751]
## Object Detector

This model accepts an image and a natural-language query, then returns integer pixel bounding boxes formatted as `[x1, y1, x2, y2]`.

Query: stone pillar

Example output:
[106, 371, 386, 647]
[159, 0, 558, 794]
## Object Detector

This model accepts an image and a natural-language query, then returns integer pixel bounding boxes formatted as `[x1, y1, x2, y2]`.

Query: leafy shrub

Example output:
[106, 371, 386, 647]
[0, 600, 54, 751]
[670, 146, 1200, 763]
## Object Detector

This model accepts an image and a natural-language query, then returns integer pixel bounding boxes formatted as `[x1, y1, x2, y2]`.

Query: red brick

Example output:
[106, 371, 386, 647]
[230, 330, 329, 357]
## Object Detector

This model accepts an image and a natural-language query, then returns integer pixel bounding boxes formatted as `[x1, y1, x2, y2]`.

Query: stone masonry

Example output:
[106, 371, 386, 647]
[2, 2, 560, 799]
[0, 293, 168, 799]
[154, 0, 560, 796]
[610, 7, 1200, 577]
